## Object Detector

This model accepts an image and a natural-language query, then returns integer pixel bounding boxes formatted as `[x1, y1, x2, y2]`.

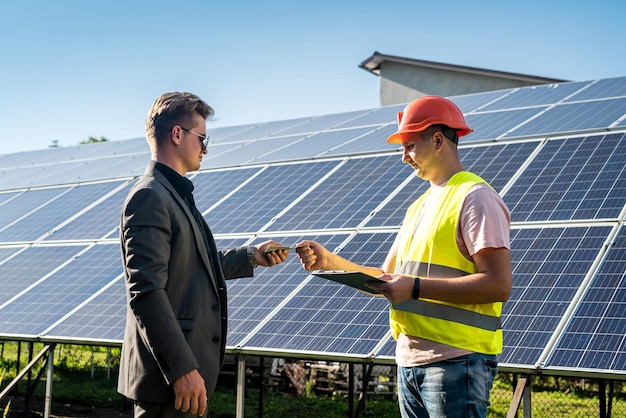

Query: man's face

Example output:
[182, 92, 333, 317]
[179, 114, 208, 172]
[401, 131, 436, 180]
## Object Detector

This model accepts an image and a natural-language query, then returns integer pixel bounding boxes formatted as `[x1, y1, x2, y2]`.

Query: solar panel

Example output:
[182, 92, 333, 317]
[212, 117, 313, 142]
[509, 98, 626, 137]
[75, 154, 149, 182]
[365, 141, 538, 228]
[0, 191, 20, 206]
[44, 183, 132, 241]
[459, 141, 540, 192]
[499, 226, 612, 366]
[227, 234, 348, 347]
[191, 167, 264, 213]
[0, 247, 26, 264]
[268, 155, 408, 231]
[463, 107, 547, 142]
[223, 135, 312, 166]
[201, 142, 251, 168]
[0, 75, 625, 377]
[203, 160, 341, 234]
[505, 133, 626, 222]
[544, 224, 626, 372]
[0, 181, 123, 242]
[207, 124, 259, 144]
[449, 90, 511, 113]
[375, 336, 397, 358]
[320, 124, 399, 157]
[566, 77, 626, 101]
[242, 233, 394, 355]
[0, 245, 89, 306]
[214, 237, 250, 251]
[333, 104, 403, 128]
[273, 109, 373, 136]
[253, 127, 376, 163]
[44, 277, 127, 342]
[0, 243, 122, 336]
[478, 81, 590, 111]
[0, 187, 70, 231]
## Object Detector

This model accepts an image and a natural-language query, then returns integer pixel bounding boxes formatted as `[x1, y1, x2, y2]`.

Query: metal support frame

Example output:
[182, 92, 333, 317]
[348, 363, 354, 418]
[599, 379, 614, 418]
[236, 356, 246, 418]
[44, 346, 54, 418]
[0, 343, 54, 417]
[258, 357, 264, 418]
[354, 363, 373, 418]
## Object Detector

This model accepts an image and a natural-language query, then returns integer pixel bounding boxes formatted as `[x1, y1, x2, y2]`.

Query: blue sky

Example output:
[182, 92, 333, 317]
[1, 0, 624, 155]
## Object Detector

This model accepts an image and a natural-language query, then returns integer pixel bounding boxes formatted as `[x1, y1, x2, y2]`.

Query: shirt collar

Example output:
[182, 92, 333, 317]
[154, 161, 194, 198]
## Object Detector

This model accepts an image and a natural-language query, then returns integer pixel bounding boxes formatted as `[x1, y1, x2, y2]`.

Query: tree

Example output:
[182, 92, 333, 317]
[80, 136, 109, 145]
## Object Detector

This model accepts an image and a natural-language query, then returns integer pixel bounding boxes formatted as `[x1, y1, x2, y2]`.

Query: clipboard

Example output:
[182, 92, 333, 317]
[311, 271, 385, 296]
[313, 272, 426, 314]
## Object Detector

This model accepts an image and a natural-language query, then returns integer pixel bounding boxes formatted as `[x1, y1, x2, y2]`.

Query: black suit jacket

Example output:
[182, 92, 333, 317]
[117, 162, 252, 402]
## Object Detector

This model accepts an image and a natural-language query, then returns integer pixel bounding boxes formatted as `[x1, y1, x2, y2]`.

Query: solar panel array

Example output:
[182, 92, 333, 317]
[1, 77, 626, 377]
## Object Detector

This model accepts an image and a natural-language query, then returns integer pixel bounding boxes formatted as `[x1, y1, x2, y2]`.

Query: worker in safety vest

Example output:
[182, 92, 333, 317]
[296, 95, 512, 418]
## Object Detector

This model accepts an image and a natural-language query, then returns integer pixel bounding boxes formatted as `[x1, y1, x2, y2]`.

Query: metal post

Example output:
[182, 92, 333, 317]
[236, 356, 246, 418]
[355, 363, 373, 418]
[258, 357, 264, 418]
[348, 363, 354, 418]
[91, 346, 95, 379]
[14, 341, 21, 397]
[25, 342, 33, 415]
[600, 379, 606, 418]
[44, 345, 54, 418]
[522, 378, 531, 418]
[107, 347, 111, 379]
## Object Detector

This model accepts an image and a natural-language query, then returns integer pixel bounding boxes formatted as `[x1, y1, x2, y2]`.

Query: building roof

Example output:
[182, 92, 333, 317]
[359, 51, 569, 84]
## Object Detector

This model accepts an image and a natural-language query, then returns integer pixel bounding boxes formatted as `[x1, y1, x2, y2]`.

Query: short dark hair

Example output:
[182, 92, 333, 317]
[429, 124, 459, 144]
[145, 92, 214, 149]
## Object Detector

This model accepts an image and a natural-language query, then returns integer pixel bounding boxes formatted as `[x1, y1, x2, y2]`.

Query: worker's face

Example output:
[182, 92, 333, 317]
[179, 114, 208, 172]
[401, 131, 437, 180]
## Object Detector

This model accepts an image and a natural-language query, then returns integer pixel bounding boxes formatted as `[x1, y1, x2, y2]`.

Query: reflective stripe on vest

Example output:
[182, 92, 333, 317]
[390, 171, 503, 354]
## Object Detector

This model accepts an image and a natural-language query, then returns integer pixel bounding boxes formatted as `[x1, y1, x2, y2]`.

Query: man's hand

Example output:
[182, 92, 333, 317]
[365, 274, 415, 304]
[173, 369, 207, 417]
[255, 240, 289, 267]
[295, 240, 330, 271]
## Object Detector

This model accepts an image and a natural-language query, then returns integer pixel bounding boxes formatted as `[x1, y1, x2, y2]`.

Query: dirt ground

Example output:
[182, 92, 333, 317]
[3, 396, 132, 418]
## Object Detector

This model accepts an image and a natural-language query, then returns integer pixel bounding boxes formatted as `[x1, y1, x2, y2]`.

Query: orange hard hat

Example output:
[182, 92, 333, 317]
[387, 96, 473, 144]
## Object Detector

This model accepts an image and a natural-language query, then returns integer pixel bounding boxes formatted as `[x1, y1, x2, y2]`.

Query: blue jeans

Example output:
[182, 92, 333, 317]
[397, 353, 498, 418]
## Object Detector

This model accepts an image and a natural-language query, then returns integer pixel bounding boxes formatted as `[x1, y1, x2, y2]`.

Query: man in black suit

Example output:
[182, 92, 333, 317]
[118, 92, 288, 417]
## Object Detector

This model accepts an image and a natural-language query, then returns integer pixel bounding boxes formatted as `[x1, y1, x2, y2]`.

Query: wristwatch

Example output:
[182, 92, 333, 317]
[412, 277, 421, 300]
[247, 245, 258, 268]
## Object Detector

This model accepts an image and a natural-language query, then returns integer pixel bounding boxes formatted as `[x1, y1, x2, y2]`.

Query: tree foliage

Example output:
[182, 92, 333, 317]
[80, 136, 108, 144]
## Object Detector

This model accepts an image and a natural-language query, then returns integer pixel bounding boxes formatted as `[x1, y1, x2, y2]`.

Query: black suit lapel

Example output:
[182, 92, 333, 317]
[151, 169, 221, 296]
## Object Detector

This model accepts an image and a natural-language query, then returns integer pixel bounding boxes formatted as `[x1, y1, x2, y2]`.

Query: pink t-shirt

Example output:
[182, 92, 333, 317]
[395, 183, 511, 367]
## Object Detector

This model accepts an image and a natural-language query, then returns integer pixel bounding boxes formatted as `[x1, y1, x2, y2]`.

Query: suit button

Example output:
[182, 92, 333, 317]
[212, 336, 220, 343]
[212, 304, 219, 311]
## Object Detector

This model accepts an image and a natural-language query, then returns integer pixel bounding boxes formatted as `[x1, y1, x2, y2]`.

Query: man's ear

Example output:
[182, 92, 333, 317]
[433, 131, 443, 148]
[170, 126, 182, 146]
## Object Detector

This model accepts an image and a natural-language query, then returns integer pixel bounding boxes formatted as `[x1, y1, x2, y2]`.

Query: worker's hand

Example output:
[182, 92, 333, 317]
[255, 240, 289, 267]
[295, 241, 330, 271]
[173, 369, 207, 417]
[365, 274, 416, 305]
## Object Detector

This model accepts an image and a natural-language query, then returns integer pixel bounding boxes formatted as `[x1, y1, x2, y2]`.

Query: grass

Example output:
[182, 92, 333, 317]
[1, 371, 10, 418]
[2, 343, 626, 417]
[208, 388, 402, 418]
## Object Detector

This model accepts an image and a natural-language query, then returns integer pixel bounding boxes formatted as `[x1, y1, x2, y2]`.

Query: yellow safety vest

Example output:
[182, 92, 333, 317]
[390, 171, 503, 354]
